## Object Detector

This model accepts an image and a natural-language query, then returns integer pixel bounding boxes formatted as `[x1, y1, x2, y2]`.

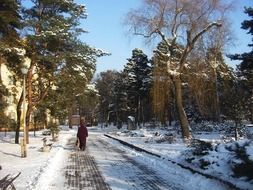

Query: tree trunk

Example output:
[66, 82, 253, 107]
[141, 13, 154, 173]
[25, 105, 32, 144]
[137, 96, 141, 126]
[235, 122, 238, 141]
[168, 102, 172, 126]
[0, 61, 2, 82]
[15, 91, 23, 144]
[174, 77, 191, 139]
[141, 100, 144, 126]
[251, 90, 253, 123]
[34, 120, 36, 137]
[26, 63, 34, 144]
[68, 108, 73, 128]
[251, 106, 253, 124]
[194, 91, 205, 119]
[212, 67, 220, 122]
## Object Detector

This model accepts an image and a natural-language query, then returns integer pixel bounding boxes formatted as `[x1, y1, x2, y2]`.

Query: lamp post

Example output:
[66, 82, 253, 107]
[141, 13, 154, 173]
[20, 58, 29, 158]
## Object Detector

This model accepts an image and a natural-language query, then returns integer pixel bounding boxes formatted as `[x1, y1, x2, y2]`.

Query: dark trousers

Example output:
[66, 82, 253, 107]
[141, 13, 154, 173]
[79, 139, 86, 151]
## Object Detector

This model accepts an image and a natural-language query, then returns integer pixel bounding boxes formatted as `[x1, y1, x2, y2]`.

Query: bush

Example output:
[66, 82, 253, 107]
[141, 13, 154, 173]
[184, 139, 214, 169]
[199, 158, 211, 170]
[227, 141, 253, 180]
[189, 139, 213, 156]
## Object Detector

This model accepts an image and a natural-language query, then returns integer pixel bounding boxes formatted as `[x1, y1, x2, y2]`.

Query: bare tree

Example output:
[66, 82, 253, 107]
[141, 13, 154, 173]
[125, 0, 234, 139]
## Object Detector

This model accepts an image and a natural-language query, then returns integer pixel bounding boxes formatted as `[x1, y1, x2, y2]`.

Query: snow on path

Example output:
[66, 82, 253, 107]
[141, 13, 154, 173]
[0, 127, 236, 190]
[29, 131, 72, 190]
[89, 130, 229, 190]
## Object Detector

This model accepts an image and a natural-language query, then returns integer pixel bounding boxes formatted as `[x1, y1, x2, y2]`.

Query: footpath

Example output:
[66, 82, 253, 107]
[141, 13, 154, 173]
[63, 137, 111, 190]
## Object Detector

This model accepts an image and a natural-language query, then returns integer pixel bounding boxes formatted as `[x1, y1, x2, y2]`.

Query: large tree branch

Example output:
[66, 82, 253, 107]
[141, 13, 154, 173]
[38, 83, 50, 103]
[134, 32, 154, 38]
[155, 29, 172, 47]
[179, 22, 222, 70]
[191, 22, 222, 46]
[171, 0, 182, 39]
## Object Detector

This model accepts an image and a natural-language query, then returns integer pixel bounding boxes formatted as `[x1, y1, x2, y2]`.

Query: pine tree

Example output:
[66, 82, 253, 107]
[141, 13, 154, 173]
[46, 41, 104, 128]
[229, 7, 253, 123]
[95, 70, 121, 125]
[13, 0, 103, 143]
[123, 48, 152, 125]
[0, 0, 21, 129]
[113, 72, 128, 125]
[0, 0, 20, 45]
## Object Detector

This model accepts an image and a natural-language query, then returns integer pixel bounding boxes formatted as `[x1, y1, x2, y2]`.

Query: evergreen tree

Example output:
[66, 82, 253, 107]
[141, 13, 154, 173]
[123, 48, 152, 125]
[0, 0, 20, 46]
[15, 0, 88, 143]
[11, 0, 104, 143]
[43, 41, 102, 128]
[229, 7, 253, 123]
[112, 72, 128, 125]
[0, 0, 21, 129]
[95, 70, 121, 125]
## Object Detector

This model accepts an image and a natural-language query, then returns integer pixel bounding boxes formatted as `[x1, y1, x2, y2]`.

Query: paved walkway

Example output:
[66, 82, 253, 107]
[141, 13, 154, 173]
[64, 138, 111, 190]
[62, 132, 228, 190]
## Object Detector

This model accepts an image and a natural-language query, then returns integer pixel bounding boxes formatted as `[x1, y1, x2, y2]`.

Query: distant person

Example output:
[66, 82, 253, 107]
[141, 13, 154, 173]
[77, 117, 88, 151]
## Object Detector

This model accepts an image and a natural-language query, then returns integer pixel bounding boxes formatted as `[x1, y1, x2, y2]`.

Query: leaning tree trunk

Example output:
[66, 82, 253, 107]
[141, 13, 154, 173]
[174, 77, 191, 139]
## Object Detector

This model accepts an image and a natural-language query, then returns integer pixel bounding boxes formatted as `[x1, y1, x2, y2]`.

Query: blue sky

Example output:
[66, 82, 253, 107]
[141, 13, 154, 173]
[79, 0, 144, 74]
[78, 0, 252, 74]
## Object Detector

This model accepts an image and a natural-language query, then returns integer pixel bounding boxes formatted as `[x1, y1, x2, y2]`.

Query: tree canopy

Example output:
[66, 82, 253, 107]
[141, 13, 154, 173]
[228, 7, 253, 123]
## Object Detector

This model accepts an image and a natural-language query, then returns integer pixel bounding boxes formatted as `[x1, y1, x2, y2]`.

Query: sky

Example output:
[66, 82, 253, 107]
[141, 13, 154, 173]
[78, 0, 253, 74]
[79, 0, 144, 74]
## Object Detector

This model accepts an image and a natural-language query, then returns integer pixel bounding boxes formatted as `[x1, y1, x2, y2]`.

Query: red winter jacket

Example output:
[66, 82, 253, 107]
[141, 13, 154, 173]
[77, 124, 88, 141]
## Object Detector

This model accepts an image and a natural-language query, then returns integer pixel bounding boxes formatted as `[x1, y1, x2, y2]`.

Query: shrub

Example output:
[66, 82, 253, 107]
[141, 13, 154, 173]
[189, 139, 213, 156]
[227, 141, 253, 180]
[184, 139, 214, 169]
[233, 161, 253, 180]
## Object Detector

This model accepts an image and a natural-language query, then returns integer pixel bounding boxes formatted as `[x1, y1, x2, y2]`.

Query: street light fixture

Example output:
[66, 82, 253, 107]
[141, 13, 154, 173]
[21, 58, 29, 158]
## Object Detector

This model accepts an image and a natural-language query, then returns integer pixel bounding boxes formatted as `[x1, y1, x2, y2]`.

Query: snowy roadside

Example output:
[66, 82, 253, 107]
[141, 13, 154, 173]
[0, 126, 76, 189]
[1, 125, 252, 190]
[103, 126, 253, 190]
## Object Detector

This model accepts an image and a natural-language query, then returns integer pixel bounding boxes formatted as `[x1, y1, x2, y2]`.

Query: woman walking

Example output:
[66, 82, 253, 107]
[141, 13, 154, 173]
[77, 117, 88, 151]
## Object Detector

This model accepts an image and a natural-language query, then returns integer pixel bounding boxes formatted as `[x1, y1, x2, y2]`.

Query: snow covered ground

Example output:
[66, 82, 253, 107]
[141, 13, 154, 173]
[0, 126, 72, 189]
[106, 125, 253, 190]
[0, 125, 252, 190]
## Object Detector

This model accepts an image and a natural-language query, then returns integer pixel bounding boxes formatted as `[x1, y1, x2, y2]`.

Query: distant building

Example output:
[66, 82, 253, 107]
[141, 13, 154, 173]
[71, 115, 80, 126]
[0, 61, 22, 121]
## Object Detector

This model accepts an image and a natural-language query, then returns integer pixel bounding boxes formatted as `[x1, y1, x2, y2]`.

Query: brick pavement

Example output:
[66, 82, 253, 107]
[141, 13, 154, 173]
[64, 138, 111, 190]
